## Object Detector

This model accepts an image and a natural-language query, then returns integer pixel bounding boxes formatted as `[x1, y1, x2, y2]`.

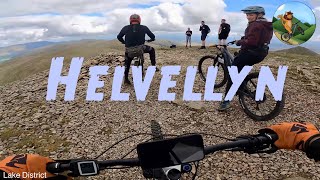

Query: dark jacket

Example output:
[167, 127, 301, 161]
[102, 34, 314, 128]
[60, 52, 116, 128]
[220, 23, 230, 35]
[236, 18, 273, 50]
[186, 30, 192, 36]
[117, 24, 155, 47]
[199, 25, 210, 35]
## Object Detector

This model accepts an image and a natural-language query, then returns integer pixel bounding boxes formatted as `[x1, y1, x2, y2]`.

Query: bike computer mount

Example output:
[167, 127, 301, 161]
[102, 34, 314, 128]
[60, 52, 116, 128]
[68, 160, 99, 177]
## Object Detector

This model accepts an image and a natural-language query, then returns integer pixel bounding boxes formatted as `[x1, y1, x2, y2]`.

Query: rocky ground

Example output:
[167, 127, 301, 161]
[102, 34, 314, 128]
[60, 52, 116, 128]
[0, 46, 320, 180]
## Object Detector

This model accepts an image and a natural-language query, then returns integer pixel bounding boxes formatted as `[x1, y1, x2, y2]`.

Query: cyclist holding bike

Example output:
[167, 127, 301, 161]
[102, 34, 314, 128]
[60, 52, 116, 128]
[218, 6, 273, 111]
[117, 14, 157, 85]
[1, 121, 320, 179]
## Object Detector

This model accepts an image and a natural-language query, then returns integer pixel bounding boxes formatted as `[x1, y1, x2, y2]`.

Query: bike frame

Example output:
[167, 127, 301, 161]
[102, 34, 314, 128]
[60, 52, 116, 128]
[215, 45, 257, 97]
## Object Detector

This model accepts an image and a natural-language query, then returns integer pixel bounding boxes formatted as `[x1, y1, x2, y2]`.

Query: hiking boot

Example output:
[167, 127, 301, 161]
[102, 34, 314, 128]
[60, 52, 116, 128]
[218, 101, 231, 111]
[124, 78, 131, 85]
[199, 46, 206, 49]
[189, 45, 191, 48]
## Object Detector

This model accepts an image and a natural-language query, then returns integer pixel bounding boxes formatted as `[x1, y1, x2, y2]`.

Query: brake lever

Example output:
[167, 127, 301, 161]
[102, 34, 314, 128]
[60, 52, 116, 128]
[235, 135, 277, 154]
[228, 41, 236, 45]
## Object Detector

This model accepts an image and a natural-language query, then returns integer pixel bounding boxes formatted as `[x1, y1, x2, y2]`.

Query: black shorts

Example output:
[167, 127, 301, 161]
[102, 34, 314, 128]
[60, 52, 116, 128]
[218, 33, 228, 40]
[201, 34, 207, 41]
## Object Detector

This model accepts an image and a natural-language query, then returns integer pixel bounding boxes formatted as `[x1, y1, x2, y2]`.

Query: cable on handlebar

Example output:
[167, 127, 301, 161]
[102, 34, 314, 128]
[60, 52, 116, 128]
[120, 137, 154, 159]
[192, 161, 199, 180]
[94, 133, 151, 159]
[95, 132, 179, 160]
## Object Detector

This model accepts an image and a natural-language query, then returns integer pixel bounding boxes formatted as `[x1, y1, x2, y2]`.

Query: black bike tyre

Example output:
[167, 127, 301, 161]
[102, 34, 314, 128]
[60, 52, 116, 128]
[238, 72, 285, 121]
[198, 55, 228, 88]
[281, 33, 290, 42]
[151, 120, 164, 141]
[137, 56, 144, 77]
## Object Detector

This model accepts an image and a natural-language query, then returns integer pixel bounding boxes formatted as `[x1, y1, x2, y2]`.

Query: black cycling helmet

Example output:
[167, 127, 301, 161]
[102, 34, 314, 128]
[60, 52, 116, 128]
[241, 6, 265, 15]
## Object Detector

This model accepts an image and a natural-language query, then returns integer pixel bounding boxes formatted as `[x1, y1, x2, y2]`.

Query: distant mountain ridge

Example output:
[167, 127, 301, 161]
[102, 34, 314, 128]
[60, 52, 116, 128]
[275, 46, 319, 56]
[0, 41, 57, 62]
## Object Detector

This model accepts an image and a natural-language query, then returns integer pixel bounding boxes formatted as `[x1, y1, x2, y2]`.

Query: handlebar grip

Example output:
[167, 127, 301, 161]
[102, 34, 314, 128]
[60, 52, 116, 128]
[228, 40, 236, 45]
[265, 133, 278, 142]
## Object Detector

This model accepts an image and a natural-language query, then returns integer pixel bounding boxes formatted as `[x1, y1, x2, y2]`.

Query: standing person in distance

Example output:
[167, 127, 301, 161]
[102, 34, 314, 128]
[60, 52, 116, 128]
[185, 27, 192, 48]
[199, 21, 210, 49]
[218, 19, 231, 45]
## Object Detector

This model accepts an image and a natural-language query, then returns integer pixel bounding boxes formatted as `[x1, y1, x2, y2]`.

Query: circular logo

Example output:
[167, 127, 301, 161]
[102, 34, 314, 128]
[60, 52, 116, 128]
[272, 2, 317, 45]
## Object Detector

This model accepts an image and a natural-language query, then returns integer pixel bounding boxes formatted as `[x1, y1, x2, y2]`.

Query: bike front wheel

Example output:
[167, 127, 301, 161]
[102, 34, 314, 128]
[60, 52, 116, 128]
[238, 72, 285, 121]
[297, 26, 305, 35]
[198, 55, 228, 88]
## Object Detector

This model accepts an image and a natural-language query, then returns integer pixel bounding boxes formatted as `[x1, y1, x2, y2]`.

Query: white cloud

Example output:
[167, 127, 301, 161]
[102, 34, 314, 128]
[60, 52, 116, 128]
[278, 4, 285, 11]
[2, 0, 318, 47]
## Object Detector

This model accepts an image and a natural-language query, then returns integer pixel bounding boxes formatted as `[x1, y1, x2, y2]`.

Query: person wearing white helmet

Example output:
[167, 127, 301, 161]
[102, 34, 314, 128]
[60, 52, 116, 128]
[218, 6, 274, 111]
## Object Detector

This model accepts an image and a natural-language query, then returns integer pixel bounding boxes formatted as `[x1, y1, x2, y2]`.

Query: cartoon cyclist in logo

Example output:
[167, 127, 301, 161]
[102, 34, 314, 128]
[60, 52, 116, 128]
[277, 11, 305, 42]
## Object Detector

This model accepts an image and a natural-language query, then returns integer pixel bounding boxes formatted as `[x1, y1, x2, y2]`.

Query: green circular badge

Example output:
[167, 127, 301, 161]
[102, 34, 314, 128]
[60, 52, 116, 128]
[273, 2, 317, 45]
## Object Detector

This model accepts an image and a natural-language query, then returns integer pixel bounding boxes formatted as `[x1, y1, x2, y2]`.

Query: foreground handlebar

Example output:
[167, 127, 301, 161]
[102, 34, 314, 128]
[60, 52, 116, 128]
[204, 133, 278, 155]
[47, 158, 140, 174]
[47, 133, 278, 175]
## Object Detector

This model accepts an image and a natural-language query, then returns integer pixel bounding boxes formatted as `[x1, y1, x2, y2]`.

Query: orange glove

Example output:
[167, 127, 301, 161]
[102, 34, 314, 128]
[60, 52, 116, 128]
[0, 154, 70, 180]
[259, 122, 320, 151]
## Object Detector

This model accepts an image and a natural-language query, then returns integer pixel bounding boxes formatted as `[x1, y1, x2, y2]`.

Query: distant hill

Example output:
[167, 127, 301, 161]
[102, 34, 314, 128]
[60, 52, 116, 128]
[0, 41, 57, 62]
[149, 39, 181, 47]
[0, 39, 126, 85]
[275, 46, 319, 56]
[0, 39, 180, 85]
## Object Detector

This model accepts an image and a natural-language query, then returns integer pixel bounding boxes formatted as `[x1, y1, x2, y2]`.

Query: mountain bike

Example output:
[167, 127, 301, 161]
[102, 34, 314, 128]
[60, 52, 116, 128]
[280, 21, 305, 42]
[198, 41, 285, 121]
[47, 121, 278, 180]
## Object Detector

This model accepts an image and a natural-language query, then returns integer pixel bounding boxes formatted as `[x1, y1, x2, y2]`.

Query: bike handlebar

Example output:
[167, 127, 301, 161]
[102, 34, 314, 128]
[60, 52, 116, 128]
[210, 41, 236, 48]
[146, 39, 155, 43]
[46, 133, 277, 175]
[204, 133, 277, 154]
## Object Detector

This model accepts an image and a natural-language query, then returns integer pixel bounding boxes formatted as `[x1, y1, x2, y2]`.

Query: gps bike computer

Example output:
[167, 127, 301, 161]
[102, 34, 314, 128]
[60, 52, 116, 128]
[76, 161, 99, 176]
[137, 134, 205, 169]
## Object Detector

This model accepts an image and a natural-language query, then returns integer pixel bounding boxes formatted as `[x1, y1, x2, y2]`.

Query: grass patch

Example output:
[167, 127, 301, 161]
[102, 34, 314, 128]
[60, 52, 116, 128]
[0, 128, 71, 156]
[0, 128, 22, 141]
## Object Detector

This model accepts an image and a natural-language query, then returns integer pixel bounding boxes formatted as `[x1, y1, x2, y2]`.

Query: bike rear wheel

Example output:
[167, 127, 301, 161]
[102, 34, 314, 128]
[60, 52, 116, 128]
[137, 56, 145, 78]
[198, 55, 227, 88]
[238, 72, 285, 121]
[151, 120, 164, 140]
[281, 33, 291, 42]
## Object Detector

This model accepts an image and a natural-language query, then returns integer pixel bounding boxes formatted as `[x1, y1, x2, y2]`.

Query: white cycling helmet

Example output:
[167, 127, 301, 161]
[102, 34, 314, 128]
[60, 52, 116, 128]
[241, 6, 265, 15]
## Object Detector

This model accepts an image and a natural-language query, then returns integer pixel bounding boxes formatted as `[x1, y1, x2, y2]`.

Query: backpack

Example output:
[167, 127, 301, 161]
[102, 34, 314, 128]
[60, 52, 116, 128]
[126, 45, 144, 58]
[207, 25, 211, 34]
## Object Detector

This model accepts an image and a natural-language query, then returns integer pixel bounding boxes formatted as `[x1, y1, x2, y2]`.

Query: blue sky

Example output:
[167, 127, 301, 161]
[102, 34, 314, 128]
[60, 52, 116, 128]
[211, 0, 313, 16]
[0, 0, 319, 48]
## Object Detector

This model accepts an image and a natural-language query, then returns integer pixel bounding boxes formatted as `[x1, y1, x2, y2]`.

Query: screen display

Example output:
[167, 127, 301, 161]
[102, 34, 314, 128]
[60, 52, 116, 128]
[78, 161, 97, 175]
[137, 134, 204, 169]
